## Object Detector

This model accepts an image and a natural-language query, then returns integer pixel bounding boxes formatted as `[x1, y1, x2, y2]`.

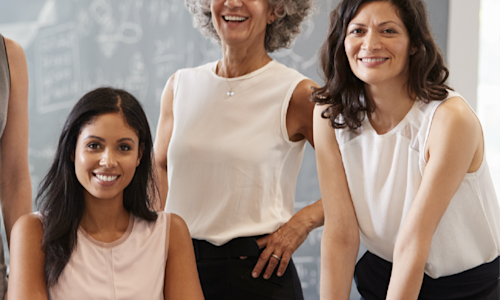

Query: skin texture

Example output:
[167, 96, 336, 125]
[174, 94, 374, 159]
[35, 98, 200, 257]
[0, 37, 32, 247]
[154, 0, 324, 281]
[316, 2, 486, 300]
[8, 114, 204, 300]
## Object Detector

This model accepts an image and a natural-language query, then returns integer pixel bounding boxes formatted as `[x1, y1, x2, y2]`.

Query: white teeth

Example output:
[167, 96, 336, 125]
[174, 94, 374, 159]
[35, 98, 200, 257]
[95, 174, 118, 182]
[223, 16, 247, 22]
[361, 58, 387, 62]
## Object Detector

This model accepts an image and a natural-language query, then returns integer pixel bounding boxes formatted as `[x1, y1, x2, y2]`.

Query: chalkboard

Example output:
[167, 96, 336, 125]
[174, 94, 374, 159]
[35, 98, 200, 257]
[0, 0, 448, 299]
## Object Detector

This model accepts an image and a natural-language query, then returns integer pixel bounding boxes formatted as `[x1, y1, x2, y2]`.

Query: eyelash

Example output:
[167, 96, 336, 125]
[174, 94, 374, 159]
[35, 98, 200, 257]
[86, 143, 132, 151]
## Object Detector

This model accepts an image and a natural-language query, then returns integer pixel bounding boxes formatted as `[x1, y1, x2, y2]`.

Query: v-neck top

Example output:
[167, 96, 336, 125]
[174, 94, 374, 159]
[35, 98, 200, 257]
[48, 212, 171, 300]
[336, 90, 500, 278]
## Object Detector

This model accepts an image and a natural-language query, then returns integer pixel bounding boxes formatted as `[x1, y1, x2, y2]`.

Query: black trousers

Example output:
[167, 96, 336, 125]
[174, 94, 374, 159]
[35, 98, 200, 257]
[193, 237, 304, 300]
[355, 251, 500, 300]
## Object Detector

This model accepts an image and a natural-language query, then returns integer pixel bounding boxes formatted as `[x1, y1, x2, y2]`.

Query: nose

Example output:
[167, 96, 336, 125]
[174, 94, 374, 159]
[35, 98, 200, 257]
[99, 148, 117, 168]
[361, 30, 381, 52]
[225, 0, 243, 9]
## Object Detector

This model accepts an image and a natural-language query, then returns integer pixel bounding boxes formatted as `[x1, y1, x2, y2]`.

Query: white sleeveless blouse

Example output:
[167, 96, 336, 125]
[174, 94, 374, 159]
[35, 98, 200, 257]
[48, 212, 171, 300]
[165, 60, 308, 245]
[337, 91, 500, 278]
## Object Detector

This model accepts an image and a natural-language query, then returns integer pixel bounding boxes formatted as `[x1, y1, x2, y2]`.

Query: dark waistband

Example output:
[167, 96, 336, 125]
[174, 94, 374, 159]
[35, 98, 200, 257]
[192, 235, 266, 261]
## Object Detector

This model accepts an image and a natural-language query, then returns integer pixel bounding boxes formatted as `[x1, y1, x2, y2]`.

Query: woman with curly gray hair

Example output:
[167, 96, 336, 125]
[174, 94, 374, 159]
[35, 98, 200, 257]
[154, 0, 323, 299]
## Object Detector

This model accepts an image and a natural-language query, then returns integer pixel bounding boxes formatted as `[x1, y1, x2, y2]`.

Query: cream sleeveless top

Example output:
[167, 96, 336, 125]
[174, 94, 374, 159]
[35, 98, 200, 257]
[165, 60, 308, 245]
[337, 91, 500, 278]
[48, 212, 171, 300]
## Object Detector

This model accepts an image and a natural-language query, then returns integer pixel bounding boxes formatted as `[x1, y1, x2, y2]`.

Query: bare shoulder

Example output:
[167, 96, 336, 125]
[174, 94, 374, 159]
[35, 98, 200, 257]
[432, 96, 480, 134]
[12, 213, 44, 241]
[3, 37, 26, 63]
[291, 79, 319, 102]
[168, 213, 189, 237]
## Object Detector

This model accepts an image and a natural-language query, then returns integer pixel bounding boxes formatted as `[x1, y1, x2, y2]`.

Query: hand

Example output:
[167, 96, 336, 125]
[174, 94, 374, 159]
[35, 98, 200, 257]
[251, 219, 310, 279]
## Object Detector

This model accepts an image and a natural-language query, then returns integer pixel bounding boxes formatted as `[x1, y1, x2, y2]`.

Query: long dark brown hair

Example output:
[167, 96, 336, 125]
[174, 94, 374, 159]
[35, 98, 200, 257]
[313, 0, 451, 130]
[36, 87, 158, 287]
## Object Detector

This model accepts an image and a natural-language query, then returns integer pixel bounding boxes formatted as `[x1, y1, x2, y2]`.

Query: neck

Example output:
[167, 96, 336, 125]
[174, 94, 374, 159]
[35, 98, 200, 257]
[80, 193, 130, 240]
[365, 81, 415, 134]
[218, 43, 271, 78]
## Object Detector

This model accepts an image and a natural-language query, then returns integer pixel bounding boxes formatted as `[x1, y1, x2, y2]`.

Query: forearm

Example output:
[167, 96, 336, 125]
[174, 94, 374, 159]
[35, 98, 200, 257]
[291, 199, 324, 233]
[0, 168, 32, 246]
[154, 161, 168, 211]
[386, 244, 429, 300]
[320, 226, 359, 300]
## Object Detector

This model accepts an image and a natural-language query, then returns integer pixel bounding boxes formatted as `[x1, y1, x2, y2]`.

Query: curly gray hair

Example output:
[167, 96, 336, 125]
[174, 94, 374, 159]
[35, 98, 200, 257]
[185, 0, 314, 53]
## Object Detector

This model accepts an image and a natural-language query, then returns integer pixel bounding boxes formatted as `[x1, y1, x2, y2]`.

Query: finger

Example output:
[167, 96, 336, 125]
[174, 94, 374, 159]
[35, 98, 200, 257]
[276, 252, 291, 277]
[255, 235, 270, 249]
[263, 251, 282, 280]
[252, 247, 273, 278]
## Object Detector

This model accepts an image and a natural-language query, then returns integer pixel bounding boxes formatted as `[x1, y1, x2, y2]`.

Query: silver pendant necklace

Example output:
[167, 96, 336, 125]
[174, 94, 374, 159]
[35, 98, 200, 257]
[225, 77, 244, 97]
[218, 61, 247, 97]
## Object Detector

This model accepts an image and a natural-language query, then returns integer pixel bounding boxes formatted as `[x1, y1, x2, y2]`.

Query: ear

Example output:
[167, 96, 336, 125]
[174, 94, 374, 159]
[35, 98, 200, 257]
[136, 143, 144, 167]
[268, 6, 278, 24]
[410, 45, 418, 55]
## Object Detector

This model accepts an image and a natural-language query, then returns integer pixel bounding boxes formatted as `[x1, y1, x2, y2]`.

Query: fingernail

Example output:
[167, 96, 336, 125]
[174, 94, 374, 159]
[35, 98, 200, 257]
[264, 274, 269, 280]
[252, 272, 258, 278]
[277, 272, 282, 277]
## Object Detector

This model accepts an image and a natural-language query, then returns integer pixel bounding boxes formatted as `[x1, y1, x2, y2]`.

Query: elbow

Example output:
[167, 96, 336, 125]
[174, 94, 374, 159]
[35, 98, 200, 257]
[322, 220, 360, 252]
[393, 235, 431, 267]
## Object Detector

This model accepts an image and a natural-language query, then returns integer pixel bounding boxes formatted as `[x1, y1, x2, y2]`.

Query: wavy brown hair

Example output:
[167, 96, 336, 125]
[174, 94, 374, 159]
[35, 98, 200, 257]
[312, 0, 451, 130]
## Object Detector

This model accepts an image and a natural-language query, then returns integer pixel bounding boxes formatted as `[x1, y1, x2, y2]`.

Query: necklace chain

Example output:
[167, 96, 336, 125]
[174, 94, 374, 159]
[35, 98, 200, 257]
[219, 61, 248, 97]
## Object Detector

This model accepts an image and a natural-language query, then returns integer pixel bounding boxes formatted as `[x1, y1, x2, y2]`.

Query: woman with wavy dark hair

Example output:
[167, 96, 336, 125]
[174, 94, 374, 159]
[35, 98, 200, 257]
[313, 0, 499, 299]
[7, 87, 204, 300]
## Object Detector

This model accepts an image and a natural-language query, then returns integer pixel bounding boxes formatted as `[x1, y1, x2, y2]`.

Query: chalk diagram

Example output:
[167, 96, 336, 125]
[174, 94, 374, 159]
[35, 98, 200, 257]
[35, 22, 81, 114]
[89, 0, 144, 58]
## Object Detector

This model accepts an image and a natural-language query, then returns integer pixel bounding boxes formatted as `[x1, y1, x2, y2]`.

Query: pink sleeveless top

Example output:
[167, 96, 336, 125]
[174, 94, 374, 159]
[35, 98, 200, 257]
[48, 212, 171, 300]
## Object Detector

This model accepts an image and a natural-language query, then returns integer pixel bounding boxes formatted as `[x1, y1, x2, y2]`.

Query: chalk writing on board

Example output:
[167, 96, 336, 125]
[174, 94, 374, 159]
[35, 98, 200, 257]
[35, 23, 81, 114]
[90, 0, 144, 58]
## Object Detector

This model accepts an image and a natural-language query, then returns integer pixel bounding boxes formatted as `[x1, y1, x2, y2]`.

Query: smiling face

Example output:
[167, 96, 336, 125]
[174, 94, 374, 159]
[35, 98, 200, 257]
[344, 1, 413, 88]
[74, 113, 142, 204]
[211, 0, 275, 49]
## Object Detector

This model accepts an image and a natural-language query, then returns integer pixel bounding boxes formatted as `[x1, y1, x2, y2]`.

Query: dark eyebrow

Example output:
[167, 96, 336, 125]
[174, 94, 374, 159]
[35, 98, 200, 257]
[83, 136, 136, 144]
[348, 21, 404, 30]
[379, 21, 404, 30]
[117, 138, 136, 144]
[84, 135, 105, 142]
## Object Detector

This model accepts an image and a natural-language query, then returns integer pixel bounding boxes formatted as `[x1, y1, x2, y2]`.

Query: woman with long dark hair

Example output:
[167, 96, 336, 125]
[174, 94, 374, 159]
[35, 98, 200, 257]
[7, 87, 204, 300]
[313, 0, 499, 299]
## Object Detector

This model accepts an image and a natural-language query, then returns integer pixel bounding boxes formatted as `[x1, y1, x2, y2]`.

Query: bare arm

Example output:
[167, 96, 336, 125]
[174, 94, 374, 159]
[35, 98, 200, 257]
[252, 79, 325, 279]
[1, 37, 32, 246]
[7, 214, 47, 300]
[313, 104, 360, 299]
[164, 214, 204, 300]
[386, 97, 482, 299]
[153, 74, 175, 211]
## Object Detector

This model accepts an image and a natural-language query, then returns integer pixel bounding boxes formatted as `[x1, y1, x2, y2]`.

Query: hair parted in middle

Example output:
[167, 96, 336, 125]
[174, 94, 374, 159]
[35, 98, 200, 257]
[312, 0, 451, 131]
[36, 87, 158, 287]
[185, 0, 314, 53]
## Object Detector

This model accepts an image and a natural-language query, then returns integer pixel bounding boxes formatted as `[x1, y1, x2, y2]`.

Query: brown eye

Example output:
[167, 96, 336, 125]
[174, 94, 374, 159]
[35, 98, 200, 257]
[87, 142, 101, 150]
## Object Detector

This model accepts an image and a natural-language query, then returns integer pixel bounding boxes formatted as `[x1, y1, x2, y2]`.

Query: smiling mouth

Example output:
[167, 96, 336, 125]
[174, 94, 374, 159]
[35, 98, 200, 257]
[360, 58, 388, 62]
[94, 174, 119, 182]
[223, 16, 248, 22]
